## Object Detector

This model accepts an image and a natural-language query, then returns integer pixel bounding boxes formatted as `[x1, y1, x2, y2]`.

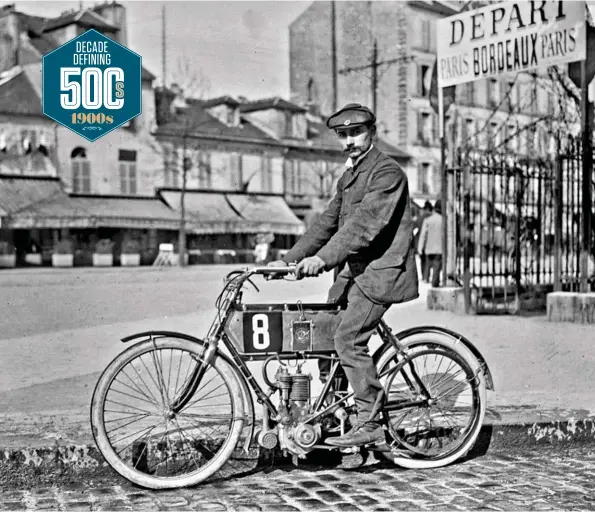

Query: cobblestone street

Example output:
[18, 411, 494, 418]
[2, 448, 595, 511]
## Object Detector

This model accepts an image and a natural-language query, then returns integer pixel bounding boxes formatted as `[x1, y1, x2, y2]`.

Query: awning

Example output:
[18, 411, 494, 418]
[159, 190, 305, 236]
[4, 194, 181, 230]
[0, 175, 63, 216]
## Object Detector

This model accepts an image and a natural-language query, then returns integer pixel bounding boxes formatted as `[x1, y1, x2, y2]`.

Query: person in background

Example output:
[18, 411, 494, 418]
[414, 201, 433, 282]
[417, 199, 443, 288]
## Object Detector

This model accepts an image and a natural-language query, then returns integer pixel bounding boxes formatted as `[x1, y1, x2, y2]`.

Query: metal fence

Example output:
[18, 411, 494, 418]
[451, 144, 594, 314]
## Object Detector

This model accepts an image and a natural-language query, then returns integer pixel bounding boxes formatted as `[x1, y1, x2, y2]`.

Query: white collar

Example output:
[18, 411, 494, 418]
[345, 144, 374, 169]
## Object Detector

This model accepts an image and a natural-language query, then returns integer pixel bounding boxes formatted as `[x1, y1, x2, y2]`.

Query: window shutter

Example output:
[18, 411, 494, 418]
[129, 164, 137, 195]
[119, 163, 127, 193]
[82, 160, 91, 193]
[72, 161, 79, 193]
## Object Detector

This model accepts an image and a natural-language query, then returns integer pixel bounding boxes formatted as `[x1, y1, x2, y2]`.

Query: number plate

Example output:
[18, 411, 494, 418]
[242, 312, 283, 353]
[291, 320, 313, 351]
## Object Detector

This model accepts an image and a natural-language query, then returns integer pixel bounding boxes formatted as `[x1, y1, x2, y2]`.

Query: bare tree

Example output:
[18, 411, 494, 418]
[306, 159, 343, 199]
[171, 55, 212, 100]
[158, 61, 212, 266]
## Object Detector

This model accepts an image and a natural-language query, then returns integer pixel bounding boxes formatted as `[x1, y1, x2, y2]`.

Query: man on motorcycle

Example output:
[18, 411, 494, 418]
[268, 103, 419, 447]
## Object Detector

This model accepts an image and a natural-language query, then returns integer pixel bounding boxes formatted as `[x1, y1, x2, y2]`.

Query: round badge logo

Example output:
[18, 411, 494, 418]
[42, 29, 142, 142]
[344, 120, 351, 126]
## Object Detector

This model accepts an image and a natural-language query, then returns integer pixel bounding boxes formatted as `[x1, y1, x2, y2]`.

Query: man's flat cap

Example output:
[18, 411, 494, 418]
[326, 103, 376, 129]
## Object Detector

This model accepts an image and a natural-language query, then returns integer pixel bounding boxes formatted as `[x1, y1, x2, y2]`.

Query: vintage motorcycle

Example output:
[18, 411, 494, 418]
[90, 265, 494, 489]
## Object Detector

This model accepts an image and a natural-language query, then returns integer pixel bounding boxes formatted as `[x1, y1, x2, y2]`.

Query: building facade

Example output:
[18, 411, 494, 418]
[288, 1, 566, 205]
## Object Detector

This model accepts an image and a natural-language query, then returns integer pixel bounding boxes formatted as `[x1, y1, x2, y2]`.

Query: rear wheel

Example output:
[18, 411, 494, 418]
[377, 334, 486, 469]
[91, 336, 245, 489]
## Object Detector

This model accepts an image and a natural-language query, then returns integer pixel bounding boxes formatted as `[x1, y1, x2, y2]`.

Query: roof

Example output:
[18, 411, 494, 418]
[0, 175, 63, 216]
[0, 67, 42, 115]
[240, 97, 307, 114]
[159, 189, 305, 235]
[43, 9, 119, 32]
[155, 103, 279, 143]
[201, 96, 240, 108]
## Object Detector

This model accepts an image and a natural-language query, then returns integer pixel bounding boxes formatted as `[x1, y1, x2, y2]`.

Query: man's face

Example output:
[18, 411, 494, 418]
[334, 124, 375, 159]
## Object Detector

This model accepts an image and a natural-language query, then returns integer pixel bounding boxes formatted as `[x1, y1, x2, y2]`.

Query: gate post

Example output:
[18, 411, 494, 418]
[554, 155, 563, 292]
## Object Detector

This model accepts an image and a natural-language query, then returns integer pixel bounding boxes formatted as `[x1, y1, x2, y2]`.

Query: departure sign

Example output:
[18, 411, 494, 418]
[42, 29, 142, 142]
[436, 1, 586, 88]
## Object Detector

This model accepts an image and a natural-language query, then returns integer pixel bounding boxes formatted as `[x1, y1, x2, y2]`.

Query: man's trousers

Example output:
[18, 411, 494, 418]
[321, 268, 390, 422]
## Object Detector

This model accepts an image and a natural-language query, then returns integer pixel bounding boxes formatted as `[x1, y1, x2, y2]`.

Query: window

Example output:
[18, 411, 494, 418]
[488, 79, 499, 107]
[261, 155, 273, 192]
[197, 151, 212, 188]
[71, 147, 90, 193]
[462, 82, 475, 105]
[119, 149, 137, 195]
[504, 80, 517, 110]
[418, 64, 431, 97]
[462, 118, 475, 144]
[418, 162, 432, 194]
[547, 93, 555, 116]
[285, 159, 303, 194]
[488, 122, 499, 149]
[307, 78, 315, 102]
[21, 129, 37, 154]
[506, 124, 517, 151]
[285, 111, 293, 138]
[420, 19, 431, 50]
[226, 108, 236, 126]
[418, 111, 433, 144]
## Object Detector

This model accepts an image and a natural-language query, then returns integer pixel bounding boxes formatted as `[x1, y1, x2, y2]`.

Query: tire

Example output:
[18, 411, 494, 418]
[91, 336, 245, 489]
[377, 332, 486, 470]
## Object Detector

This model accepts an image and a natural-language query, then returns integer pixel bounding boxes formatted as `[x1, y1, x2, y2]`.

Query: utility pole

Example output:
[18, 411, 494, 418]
[178, 135, 189, 268]
[371, 40, 378, 113]
[162, 4, 167, 88]
[331, 0, 338, 112]
[338, 46, 413, 113]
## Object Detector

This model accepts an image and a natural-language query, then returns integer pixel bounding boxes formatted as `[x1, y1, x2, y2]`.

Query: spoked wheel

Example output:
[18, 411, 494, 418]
[377, 336, 486, 469]
[91, 336, 245, 489]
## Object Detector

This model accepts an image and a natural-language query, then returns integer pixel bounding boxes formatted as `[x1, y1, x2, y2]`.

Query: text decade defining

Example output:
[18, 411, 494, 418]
[436, 1, 586, 88]
[72, 41, 111, 66]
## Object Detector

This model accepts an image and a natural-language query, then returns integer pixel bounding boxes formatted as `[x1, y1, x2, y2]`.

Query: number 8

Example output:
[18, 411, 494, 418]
[252, 314, 270, 349]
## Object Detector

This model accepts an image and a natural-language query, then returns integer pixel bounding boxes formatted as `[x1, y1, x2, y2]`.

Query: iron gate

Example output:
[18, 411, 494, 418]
[451, 144, 594, 314]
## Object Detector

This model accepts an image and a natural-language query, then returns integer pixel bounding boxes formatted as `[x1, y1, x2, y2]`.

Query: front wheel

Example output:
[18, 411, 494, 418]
[377, 334, 486, 469]
[91, 336, 245, 489]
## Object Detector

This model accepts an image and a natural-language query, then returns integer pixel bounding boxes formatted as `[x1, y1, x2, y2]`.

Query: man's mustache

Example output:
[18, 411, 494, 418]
[344, 146, 361, 153]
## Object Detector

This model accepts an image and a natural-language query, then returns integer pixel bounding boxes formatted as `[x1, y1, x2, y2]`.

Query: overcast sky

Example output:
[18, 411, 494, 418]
[12, 0, 311, 101]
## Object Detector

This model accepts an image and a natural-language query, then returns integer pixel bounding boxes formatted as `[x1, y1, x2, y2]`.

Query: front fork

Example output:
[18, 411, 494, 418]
[170, 340, 218, 414]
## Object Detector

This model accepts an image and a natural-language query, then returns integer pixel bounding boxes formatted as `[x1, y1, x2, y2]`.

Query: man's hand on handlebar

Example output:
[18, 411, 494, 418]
[296, 256, 326, 277]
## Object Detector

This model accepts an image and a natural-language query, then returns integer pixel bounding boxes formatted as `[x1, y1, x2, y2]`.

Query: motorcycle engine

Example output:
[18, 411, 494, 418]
[274, 364, 321, 456]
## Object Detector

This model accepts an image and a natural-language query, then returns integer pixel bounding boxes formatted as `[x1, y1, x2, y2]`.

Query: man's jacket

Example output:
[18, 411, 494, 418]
[417, 212, 443, 255]
[283, 146, 419, 305]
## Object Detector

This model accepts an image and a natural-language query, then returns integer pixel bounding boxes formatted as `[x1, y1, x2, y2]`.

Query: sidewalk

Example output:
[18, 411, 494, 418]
[1, 280, 595, 478]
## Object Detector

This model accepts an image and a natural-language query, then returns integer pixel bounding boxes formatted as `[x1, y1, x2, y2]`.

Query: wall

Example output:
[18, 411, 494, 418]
[289, 2, 334, 115]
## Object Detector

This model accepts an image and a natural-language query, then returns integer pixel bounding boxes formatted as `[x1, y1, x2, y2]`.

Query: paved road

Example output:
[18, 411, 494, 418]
[2, 447, 595, 510]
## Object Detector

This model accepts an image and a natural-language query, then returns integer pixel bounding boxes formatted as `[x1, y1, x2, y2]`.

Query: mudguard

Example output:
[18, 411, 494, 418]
[120, 330, 256, 452]
[372, 325, 495, 391]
